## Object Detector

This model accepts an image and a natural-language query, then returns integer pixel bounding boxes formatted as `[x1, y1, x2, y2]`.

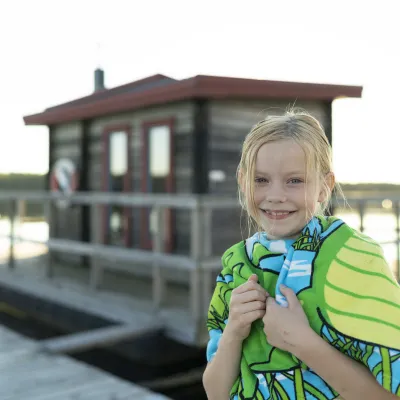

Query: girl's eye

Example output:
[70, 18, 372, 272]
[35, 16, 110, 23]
[288, 178, 303, 184]
[255, 177, 267, 184]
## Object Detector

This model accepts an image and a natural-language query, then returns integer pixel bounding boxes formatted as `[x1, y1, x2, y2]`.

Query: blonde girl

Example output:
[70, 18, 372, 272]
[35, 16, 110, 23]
[203, 111, 400, 400]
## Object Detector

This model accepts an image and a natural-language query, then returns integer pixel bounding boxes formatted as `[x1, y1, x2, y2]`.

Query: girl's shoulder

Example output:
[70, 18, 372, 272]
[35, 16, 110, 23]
[221, 240, 247, 267]
[319, 216, 384, 257]
[339, 224, 385, 258]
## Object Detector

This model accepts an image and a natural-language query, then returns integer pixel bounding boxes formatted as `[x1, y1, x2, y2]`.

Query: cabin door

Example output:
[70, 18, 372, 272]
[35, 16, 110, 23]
[141, 120, 174, 251]
[102, 126, 132, 247]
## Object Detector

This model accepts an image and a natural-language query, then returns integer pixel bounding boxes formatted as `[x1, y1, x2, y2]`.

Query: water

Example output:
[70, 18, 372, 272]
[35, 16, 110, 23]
[0, 219, 48, 242]
[0, 219, 48, 260]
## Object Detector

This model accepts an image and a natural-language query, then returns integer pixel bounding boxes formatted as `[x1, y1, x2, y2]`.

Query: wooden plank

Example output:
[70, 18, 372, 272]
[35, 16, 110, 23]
[0, 269, 156, 325]
[89, 102, 194, 138]
[52, 144, 81, 159]
[0, 236, 196, 271]
[14, 376, 118, 400]
[0, 263, 202, 346]
[0, 325, 171, 400]
[0, 191, 200, 208]
[38, 323, 162, 353]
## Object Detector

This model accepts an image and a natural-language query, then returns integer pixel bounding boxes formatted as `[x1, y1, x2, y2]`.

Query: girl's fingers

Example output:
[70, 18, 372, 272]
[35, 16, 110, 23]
[234, 279, 265, 295]
[236, 288, 267, 304]
[241, 309, 265, 324]
[235, 300, 266, 314]
[247, 274, 258, 283]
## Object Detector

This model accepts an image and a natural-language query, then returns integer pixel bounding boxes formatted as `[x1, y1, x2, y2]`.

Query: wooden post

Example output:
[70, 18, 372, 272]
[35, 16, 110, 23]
[17, 200, 26, 222]
[203, 207, 212, 256]
[89, 204, 103, 290]
[152, 206, 165, 310]
[44, 200, 54, 278]
[190, 199, 202, 322]
[359, 201, 365, 233]
[8, 199, 17, 269]
[202, 207, 213, 316]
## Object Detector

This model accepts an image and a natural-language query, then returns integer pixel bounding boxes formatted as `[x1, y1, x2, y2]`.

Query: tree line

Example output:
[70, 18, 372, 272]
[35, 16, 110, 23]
[0, 174, 46, 217]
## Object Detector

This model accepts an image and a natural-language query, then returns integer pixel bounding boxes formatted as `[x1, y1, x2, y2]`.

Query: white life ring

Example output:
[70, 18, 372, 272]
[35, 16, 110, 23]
[50, 158, 78, 195]
[50, 159, 79, 208]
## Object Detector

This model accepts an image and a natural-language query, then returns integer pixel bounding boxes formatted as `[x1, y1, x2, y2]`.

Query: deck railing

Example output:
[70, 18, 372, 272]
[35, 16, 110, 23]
[0, 191, 399, 321]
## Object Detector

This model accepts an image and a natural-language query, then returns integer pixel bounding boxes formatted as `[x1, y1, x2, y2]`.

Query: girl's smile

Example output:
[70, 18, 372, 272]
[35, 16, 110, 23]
[260, 209, 297, 220]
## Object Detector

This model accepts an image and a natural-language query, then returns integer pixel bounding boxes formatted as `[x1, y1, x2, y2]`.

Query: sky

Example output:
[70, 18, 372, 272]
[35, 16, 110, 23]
[0, 0, 399, 183]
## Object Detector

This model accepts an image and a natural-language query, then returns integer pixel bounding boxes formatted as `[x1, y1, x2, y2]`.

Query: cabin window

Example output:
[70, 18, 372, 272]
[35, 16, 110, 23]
[102, 126, 132, 247]
[141, 120, 174, 251]
[148, 126, 171, 193]
[110, 132, 128, 180]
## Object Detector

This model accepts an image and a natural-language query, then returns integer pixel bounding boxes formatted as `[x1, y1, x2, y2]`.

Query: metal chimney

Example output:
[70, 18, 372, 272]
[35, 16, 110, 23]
[94, 68, 105, 92]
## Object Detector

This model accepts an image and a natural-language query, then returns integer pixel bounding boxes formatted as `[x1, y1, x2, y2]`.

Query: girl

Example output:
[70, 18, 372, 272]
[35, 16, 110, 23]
[202, 111, 400, 399]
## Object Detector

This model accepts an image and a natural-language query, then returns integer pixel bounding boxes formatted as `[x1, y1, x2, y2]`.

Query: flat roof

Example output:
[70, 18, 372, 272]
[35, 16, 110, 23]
[24, 74, 363, 125]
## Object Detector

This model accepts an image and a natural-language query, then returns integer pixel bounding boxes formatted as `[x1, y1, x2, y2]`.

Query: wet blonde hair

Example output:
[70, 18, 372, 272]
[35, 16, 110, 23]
[237, 109, 342, 234]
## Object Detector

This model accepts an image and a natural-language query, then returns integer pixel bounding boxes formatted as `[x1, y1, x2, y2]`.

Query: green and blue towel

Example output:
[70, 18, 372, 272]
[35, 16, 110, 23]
[206, 216, 400, 399]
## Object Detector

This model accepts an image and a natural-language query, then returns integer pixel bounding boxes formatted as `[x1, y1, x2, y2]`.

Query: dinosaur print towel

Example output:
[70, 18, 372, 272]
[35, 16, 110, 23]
[206, 216, 400, 399]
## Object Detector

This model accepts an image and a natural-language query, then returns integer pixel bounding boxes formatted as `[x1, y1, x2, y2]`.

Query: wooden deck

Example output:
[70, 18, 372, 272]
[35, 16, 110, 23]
[0, 251, 210, 347]
[0, 324, 171, 399]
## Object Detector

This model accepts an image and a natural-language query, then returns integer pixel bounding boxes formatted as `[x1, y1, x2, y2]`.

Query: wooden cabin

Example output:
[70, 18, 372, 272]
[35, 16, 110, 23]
[23, 71, 362, 263]
[8, 72, 365, 363]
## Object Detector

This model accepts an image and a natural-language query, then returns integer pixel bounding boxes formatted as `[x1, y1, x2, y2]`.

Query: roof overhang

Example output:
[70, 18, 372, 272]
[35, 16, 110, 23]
[24, 75, 363, 126]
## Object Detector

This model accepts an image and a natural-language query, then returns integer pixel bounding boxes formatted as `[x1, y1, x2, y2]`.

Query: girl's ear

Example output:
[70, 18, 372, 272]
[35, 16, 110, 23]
[318, 172, 335, 202]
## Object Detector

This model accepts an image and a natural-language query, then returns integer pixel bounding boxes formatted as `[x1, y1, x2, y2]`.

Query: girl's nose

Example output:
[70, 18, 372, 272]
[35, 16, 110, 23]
[266, 184, 287, 203]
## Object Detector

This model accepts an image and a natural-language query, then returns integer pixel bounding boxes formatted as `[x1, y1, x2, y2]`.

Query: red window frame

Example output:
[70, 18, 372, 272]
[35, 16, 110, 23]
[101, 124, 132, 247]
[140, 118, 174, 252]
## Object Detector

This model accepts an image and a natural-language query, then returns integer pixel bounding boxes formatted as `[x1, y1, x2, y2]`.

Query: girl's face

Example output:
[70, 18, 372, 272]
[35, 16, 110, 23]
[252, 139, 325, 240]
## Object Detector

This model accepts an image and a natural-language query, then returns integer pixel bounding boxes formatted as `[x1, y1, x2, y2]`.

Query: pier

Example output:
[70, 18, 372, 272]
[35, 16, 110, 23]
[0, 323, 170, 399]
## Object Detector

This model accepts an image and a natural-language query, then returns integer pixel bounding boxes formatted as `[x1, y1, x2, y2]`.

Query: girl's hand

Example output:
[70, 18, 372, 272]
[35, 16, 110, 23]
[262, 284, 313, 357]
[225, 274, 268, 341]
